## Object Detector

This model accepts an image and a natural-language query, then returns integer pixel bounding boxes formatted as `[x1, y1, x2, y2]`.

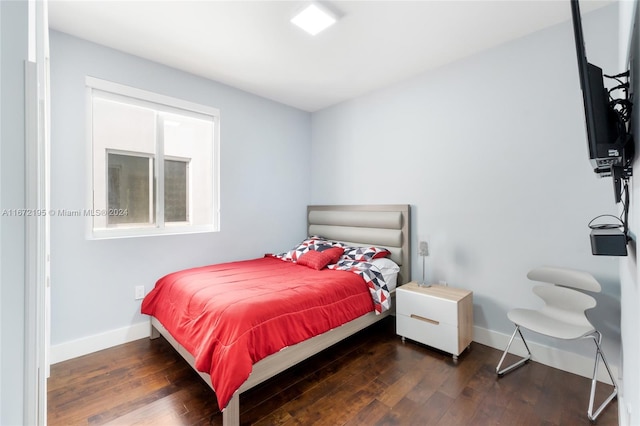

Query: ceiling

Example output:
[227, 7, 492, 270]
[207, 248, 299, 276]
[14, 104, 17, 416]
[48, 0, 611, 112]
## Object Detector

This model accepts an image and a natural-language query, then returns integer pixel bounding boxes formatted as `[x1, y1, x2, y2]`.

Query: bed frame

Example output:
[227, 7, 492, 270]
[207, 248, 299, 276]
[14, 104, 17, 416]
[149, 204, 411, 426]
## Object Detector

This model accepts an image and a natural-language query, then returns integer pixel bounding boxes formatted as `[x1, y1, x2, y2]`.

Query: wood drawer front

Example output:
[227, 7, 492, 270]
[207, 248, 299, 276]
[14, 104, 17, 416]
[396, 314, 459, 354]
[396, 288, 457, 325]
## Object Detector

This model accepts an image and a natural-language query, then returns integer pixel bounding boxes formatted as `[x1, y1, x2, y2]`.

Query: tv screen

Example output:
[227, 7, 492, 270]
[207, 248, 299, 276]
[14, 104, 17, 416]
[570, 0, 629, 177]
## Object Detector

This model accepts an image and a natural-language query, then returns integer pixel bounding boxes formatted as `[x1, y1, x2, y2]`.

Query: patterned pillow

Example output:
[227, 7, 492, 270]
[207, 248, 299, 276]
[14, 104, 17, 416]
[277, 236, 334, 262]
[341, 245, 390, 262]
[297, 247, 345, 270]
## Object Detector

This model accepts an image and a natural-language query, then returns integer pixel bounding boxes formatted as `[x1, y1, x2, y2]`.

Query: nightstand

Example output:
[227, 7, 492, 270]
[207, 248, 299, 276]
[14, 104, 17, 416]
[396, 282, 473, 361]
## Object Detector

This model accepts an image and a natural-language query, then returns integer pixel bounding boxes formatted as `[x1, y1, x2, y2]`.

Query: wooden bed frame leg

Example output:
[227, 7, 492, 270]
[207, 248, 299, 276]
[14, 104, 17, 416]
[222, 394, 240, 426]
[150, 324, 160, 339]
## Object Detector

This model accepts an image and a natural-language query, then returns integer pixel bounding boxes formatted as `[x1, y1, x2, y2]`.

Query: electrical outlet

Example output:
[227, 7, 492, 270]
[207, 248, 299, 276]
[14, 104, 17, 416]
[134, 285, 145, 300]
[419, 241, 429, 256]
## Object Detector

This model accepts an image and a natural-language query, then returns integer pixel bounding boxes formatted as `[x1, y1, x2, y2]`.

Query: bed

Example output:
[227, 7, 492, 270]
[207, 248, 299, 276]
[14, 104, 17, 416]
[142, 204, 411, 426]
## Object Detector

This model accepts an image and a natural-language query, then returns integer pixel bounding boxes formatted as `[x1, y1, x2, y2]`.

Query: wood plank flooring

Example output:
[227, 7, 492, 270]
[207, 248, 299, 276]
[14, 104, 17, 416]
[48, 317, 618, 425]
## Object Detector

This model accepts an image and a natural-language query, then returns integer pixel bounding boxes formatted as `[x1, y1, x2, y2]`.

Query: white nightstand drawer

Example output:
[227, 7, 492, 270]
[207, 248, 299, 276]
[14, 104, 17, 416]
[396, 314, 459, 354]
[395, 282, 473, 359]
[396, 286, 457, 325]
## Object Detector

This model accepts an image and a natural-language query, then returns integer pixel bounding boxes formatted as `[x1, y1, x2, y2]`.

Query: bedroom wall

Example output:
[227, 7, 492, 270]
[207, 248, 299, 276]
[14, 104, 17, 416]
[619, 0, 639, 424]
[0, 1, 28, 424]
[311, 5, 623, 375]
[49, 31, 311, 360]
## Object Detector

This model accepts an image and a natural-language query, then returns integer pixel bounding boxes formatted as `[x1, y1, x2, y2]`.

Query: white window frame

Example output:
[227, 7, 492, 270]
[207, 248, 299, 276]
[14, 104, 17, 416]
[86, 76, 220, 239]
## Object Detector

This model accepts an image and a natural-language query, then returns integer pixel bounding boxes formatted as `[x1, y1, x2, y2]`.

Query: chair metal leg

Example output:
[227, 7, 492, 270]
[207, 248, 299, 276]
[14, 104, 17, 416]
[496, 325, 532, 376]
[586, 331, 618, 422]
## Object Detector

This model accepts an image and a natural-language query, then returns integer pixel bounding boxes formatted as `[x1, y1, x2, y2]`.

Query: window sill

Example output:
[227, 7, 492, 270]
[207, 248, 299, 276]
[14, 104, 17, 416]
[88, 225, 218, 240]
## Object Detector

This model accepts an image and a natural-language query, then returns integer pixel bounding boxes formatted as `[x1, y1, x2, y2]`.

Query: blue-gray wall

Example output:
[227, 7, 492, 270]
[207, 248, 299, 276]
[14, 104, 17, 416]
[620, 1, 640, 423]
[310, 5, 622, 362]
[49, 30, 311, 346]
[1, 1, 27, 424]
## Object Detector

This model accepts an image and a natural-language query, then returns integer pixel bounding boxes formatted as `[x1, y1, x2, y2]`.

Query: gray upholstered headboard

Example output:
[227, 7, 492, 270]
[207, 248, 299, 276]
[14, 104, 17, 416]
[307, 204, 411, 285]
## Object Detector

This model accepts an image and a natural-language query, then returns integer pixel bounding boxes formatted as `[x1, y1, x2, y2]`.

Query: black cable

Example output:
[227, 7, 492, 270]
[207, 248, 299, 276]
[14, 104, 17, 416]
[589, 71, 633, 241]
[610, 99, 633, 122]
[604, 72, 633, 123]
[623, 179, 630, 238]
[604, 70, 630, 80]
[588, 180, 631, 242]
[588, 214, 624, 230]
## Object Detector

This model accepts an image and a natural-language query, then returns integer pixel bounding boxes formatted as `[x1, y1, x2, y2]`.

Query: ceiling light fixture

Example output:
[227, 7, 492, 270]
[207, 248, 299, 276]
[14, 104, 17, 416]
[291, 2, 337, 36]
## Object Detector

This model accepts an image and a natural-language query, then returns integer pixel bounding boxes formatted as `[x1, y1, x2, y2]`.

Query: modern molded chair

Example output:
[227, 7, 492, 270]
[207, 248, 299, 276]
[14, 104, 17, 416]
[495, 266, 618, 421]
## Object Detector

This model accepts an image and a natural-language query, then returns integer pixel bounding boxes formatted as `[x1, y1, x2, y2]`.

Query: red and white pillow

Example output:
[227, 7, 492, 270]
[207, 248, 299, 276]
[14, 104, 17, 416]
[296, 247, 345, 270]
[276, 236, 334, 262]
[273, 235, 390, 269]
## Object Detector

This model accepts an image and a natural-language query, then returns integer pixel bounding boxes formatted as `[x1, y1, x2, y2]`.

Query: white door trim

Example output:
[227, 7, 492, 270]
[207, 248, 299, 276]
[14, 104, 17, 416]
[24, 0, 50, 424]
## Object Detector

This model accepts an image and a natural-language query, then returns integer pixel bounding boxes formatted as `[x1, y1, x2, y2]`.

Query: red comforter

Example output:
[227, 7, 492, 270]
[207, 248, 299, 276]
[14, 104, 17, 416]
[141, 256, 374, 409]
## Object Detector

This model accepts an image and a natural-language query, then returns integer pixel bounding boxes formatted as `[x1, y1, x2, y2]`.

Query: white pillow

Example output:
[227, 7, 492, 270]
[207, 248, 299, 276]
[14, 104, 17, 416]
[370, 258, 400, 291]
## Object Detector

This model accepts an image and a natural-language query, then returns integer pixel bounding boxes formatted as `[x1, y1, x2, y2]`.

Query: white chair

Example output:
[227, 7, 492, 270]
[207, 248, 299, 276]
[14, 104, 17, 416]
[495, 267, 618, 421]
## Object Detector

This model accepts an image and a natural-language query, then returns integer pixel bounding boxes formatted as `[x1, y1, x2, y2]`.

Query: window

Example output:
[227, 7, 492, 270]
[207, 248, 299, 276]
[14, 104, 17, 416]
[163, 158, 189, 223]
[107, 152, 153, 225]
[87, 77, 219, 238]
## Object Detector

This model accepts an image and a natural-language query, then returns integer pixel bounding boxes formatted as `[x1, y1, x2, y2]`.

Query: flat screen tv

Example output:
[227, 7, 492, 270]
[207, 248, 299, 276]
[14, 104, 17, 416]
[570, 0, 632, 180]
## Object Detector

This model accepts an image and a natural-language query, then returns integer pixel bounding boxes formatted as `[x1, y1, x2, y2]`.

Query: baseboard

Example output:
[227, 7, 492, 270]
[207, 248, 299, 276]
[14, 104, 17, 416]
[50, 320, 620, 386]
[473, 325, 619, 385]
[50, 321, 150, 364]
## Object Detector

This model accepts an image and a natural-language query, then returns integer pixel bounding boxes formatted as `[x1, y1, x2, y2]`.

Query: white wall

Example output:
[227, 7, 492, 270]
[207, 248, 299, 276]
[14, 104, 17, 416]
[619, 1, 639, 424]
[0, 1, 28, 424]
[311, 5, 622, 372]
[49, 31, 312, 360]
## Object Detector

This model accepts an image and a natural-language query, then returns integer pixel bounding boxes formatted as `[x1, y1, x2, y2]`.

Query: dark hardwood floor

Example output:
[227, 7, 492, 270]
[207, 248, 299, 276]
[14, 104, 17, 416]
[48, 317, 618, 425]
